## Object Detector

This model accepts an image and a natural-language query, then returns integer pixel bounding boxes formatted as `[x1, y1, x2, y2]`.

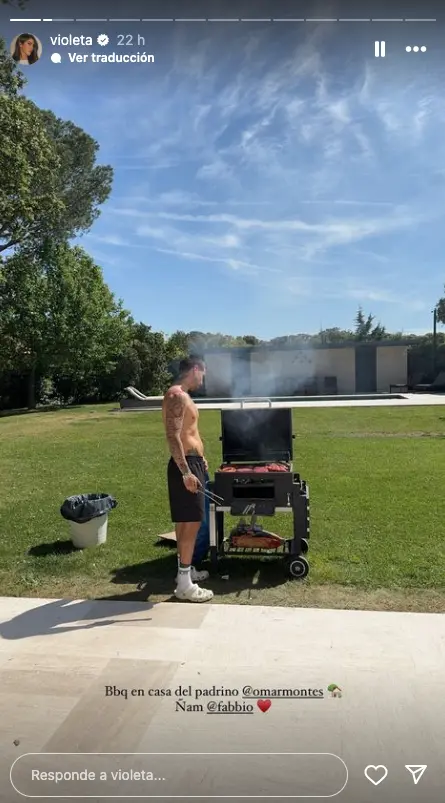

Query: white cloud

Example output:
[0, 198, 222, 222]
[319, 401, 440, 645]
[154, 247, 275, 276]
[135, 225, 170, 240]
[74, 20, 445, 321]
[88, 234, 128, 246]
[202, 234, 241, 248]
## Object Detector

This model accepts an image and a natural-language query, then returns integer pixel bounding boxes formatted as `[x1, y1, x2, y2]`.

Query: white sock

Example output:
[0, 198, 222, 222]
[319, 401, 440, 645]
[176, 563, 194, 591]
[176, 556, 192, 576]
[177, 556, 196, 576]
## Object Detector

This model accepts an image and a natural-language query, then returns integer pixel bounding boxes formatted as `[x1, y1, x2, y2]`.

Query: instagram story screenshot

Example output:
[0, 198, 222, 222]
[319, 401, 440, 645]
[1, 0, 445, 800]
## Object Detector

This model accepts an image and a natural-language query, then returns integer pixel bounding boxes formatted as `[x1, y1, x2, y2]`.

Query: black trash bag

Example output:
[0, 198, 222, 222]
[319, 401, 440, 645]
[60, 493, 117, 524]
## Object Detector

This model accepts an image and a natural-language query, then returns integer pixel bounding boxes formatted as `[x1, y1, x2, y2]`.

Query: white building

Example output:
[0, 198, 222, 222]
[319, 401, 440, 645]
[203, 342, 408, 397]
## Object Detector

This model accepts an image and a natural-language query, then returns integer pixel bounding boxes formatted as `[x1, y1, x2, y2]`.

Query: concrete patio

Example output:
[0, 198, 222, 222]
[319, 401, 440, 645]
[1, 596, 444, 801]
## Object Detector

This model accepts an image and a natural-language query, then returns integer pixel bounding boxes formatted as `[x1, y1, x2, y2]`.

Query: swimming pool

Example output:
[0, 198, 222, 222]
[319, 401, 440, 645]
[194, 393, 406, 405]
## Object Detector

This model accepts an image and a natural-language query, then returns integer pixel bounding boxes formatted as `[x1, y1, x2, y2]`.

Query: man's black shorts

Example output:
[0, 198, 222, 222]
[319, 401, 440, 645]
[167, 456, 206, 523]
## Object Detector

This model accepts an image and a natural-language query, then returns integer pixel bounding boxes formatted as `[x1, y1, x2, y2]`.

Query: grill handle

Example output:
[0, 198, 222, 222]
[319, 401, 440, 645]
[239, 397, 273, 408]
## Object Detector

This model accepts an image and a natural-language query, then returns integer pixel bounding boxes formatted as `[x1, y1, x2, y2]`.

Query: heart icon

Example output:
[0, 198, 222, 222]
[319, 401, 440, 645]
[364, 765, 388, 786]
[257, 699, 271, 713]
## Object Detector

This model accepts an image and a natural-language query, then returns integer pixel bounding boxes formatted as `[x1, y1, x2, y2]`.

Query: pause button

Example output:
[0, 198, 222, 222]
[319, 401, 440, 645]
[375, 41, 385, 57]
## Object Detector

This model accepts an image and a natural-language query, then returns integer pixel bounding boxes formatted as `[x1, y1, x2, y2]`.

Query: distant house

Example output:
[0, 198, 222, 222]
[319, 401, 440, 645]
[202, 341, 409, 396]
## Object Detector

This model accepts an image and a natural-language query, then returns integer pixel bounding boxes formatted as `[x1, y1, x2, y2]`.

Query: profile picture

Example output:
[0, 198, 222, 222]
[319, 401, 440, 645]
[10, 33, 42, 65]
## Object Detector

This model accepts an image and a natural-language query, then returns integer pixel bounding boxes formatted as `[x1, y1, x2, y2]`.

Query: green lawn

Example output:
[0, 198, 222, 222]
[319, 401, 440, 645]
[1, 403, 445, 611]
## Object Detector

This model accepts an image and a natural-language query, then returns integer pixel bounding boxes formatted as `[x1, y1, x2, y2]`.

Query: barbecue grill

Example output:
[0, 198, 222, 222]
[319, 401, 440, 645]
[208, 405, 310, 579]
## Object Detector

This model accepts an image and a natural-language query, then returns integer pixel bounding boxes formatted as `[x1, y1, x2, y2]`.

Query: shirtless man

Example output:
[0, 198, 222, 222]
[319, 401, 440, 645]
[162, 357, 214, 603]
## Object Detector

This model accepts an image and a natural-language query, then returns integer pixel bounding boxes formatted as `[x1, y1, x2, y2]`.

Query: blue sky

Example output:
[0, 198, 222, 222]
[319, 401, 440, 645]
[2, 5, 445, 338]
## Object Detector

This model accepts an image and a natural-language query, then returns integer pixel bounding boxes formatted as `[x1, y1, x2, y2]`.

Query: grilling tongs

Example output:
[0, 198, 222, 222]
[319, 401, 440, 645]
[197, 486, 224, 505]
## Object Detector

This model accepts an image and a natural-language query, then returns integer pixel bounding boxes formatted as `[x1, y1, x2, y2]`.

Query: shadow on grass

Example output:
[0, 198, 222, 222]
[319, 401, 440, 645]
[2, 551, 291, 640]
[27, 535, 177, 559]
[28, 540, 79, 557]
[106, 553, 290, 603]
[0, 405, 84, 418]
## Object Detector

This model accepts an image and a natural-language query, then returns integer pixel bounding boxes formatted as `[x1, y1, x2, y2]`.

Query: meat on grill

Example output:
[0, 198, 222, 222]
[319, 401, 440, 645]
[230, 534, 283, 549]
[220, 463, 289, 473]
[229, 522, 286, 549]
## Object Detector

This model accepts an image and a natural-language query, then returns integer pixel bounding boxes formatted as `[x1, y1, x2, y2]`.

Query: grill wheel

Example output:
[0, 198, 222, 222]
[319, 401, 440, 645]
[288, 556, 309, 579]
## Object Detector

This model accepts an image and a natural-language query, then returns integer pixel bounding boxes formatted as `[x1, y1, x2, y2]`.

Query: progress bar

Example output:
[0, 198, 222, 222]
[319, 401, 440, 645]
[9, 17, 438, 23]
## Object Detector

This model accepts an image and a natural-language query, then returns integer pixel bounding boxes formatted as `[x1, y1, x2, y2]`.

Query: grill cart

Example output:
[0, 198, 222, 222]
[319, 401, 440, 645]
[207, 406, 310, 579]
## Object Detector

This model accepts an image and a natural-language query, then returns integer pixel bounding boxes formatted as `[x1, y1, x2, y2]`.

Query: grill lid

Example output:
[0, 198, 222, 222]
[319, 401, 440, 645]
[220, 408, 294, 463]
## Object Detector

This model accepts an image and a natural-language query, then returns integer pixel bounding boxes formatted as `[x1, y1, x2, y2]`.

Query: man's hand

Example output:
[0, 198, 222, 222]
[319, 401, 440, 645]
[183, 473, 201, 493]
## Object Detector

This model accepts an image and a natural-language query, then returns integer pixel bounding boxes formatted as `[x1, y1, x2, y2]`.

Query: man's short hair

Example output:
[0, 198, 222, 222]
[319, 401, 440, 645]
[179, 355, 205, 374]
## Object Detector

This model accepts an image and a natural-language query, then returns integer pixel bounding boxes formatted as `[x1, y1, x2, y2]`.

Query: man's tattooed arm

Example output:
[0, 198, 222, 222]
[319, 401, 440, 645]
[164, 391, 189, 475]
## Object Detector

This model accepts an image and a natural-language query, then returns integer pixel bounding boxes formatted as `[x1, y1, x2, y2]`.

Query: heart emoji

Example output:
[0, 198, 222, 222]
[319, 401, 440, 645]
[257, 699, 271, 713]
[364, 765, 388, 786]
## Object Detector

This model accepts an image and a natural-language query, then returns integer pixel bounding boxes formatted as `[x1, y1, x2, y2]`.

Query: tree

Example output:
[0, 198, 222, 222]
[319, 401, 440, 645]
[0, 38, 113, 253]
[0, 94, 64, 253]
[0, 243, 132, 407]
[270, 334, 314, 346]
[436, 297, 445, 326]
[320, 327, 353, 344]
[44, 244, 131, 402]
[354, 307, 373, 340]
[354, 307, 386, 341]
[166, 330, 190, 360]
[123, 324, 173, 395]
[369, 322, 386, 340]
[0, 247, 47, 400]
[0, 35, 25, 96]
[39, 110, 113, 239]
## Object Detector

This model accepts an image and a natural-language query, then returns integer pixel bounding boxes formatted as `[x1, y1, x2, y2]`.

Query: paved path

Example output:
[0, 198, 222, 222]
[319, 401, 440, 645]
[1, 596, 444, 801]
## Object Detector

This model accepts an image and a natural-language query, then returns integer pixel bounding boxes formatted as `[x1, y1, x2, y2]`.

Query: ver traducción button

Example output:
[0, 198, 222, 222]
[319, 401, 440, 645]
[11, 752, 348, 797]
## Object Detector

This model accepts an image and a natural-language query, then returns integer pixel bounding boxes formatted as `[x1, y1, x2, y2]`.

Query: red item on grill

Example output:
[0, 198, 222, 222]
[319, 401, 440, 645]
[220, 463, 289, 473]
[231, 534, 283, 549]
[267, 463, 288, 472]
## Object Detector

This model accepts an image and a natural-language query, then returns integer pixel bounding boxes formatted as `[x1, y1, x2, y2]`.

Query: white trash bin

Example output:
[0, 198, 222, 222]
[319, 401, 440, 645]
[69, 513, 108, 549]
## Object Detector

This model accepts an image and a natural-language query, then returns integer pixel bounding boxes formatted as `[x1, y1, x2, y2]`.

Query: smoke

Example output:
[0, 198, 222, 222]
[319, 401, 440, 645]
[247, 349, 316, 398]
[194, 341, 317, 400]
[186, 338, 315, 454]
